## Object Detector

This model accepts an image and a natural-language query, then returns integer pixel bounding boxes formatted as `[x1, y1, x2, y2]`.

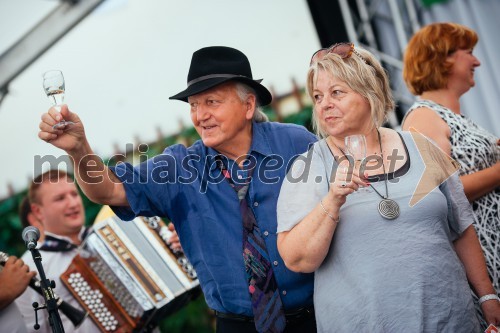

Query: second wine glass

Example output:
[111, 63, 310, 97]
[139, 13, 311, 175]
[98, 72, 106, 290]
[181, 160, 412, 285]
[344, 134, 369, 193]
[42, 70, 74, 129]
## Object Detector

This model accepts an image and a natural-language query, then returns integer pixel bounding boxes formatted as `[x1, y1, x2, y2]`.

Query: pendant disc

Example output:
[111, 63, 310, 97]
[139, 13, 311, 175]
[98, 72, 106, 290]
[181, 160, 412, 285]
[378, 199, 400, 220]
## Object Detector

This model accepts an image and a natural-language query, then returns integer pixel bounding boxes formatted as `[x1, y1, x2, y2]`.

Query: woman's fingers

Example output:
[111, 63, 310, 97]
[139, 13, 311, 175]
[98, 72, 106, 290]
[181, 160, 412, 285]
[349, 173, 370, 190]
[334, 161, 369, 192]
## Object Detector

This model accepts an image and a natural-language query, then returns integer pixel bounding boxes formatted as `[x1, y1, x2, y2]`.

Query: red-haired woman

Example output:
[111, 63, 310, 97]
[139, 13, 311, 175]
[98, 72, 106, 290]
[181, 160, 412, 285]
[402, 22, 500, 328]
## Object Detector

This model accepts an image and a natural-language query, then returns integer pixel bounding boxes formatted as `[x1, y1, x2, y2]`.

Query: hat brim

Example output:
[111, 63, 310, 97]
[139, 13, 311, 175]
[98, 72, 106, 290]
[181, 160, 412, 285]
[169, 77, 272, 106]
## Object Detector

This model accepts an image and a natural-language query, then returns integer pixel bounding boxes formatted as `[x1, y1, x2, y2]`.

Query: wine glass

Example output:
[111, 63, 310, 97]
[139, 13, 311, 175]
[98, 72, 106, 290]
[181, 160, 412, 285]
[42, 70, 73, 129]
[344, 134, 369, 193]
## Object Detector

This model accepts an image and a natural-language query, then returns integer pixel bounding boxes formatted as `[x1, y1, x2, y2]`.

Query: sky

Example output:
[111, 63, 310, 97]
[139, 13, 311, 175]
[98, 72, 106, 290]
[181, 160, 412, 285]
[0, 0, 320, 198]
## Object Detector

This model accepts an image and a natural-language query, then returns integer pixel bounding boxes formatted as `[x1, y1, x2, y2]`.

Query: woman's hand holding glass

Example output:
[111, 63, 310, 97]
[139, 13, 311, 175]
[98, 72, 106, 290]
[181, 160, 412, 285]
[344, 134, 370, 193]
[329, 160, 369, 207]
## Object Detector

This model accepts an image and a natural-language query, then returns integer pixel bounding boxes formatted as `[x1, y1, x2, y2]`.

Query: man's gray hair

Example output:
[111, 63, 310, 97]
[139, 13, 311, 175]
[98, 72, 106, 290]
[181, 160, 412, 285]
[234, 82, 269, 123]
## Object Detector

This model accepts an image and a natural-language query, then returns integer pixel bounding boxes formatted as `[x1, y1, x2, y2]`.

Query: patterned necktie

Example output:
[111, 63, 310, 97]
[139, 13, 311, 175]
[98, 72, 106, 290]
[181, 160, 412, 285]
[216, 155, 286, 333]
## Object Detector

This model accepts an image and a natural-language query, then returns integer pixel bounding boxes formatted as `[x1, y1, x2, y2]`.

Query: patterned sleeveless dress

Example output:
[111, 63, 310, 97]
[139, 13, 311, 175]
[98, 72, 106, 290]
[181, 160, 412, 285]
[406, 99, 500, 326]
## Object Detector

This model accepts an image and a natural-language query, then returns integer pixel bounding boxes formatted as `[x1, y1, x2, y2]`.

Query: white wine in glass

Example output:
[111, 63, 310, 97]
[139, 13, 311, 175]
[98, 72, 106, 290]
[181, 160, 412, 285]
[42, 70, 74, 129]
[345, 134, 369, 193]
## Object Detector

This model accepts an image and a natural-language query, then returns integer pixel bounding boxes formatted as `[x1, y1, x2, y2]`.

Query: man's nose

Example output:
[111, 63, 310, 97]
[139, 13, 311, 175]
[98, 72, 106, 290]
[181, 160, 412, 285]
[196, 105, 210, 121]
[68, 195, 80, 207]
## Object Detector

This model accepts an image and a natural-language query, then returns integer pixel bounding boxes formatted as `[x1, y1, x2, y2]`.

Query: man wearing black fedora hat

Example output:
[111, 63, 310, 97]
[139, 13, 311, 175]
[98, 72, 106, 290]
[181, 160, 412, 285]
[38, 46, 318, 333]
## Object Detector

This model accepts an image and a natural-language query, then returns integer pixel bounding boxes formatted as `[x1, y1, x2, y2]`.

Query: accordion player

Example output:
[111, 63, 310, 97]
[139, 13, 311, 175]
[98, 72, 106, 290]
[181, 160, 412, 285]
[60, 206, 200, 333]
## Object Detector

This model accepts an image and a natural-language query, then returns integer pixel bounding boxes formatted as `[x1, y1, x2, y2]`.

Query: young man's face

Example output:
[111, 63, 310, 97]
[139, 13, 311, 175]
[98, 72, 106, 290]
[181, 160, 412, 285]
[31, 177, 85, 238]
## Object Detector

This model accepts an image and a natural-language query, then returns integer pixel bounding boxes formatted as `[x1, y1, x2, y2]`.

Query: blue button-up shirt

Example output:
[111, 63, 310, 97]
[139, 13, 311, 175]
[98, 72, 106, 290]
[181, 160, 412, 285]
[111, 121, 317, 316]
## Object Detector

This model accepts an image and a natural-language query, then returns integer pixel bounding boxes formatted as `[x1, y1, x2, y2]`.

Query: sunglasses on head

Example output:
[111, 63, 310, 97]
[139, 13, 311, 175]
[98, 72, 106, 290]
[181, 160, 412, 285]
[310, 42, 369, 66]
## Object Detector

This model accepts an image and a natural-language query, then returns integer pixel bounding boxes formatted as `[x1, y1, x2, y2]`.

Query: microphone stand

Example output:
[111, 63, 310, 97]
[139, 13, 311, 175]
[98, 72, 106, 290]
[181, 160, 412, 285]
[29, 248, 65, 333]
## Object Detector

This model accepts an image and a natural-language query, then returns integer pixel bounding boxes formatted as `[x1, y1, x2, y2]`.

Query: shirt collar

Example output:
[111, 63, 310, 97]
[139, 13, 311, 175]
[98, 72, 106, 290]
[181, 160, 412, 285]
[206, 121, 272, 172]
[43, 227, 88, 245]
[250, 121, 272, 157]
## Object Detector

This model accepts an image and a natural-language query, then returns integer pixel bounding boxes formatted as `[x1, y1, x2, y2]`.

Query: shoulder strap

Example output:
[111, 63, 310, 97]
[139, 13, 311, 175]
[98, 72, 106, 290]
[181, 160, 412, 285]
[402, 101, 426, 126]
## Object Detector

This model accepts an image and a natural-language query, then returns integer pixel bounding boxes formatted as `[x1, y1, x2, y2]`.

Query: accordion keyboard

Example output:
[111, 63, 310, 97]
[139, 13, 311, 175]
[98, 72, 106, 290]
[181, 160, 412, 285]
[62, 257, 136, 333]
[67, 272, 118, 330]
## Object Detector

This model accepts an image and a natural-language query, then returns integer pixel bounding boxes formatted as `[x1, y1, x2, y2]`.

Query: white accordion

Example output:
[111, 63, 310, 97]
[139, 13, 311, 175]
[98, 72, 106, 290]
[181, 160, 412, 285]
[61, 206, 200, 333]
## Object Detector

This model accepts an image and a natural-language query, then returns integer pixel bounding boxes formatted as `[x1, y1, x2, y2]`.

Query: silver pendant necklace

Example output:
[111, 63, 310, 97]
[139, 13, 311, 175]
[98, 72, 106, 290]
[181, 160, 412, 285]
[371, 129, 400, 220]
[329, 129, 400, 220]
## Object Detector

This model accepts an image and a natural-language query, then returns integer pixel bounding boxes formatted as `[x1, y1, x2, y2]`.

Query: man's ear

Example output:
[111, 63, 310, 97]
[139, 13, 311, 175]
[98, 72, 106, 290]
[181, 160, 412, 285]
[245, 94, 256, 120]
[30, 203, 44, 224]
[27, 212, 41, 228]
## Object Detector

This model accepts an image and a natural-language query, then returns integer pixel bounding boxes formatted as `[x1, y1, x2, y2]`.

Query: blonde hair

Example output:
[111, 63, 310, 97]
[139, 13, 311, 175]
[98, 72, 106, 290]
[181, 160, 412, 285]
[306, 46, 394, 138]
[29, 170, 73, 204]
[403, 22, 478, 95]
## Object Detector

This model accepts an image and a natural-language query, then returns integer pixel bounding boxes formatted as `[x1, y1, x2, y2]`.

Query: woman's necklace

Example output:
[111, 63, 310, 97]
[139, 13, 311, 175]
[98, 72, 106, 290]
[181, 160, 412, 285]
[329, 129, 400, 220]
[372, 129, 400, 220]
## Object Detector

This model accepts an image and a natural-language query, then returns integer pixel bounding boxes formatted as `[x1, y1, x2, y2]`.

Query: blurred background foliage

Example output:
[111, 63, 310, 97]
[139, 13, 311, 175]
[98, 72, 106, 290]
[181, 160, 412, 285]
[0, 98, 312, 333]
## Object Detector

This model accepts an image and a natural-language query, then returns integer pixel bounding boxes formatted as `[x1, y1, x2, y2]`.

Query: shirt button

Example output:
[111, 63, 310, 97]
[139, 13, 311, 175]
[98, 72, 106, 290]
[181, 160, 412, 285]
[282, 290, 287, 296]
[263, 231, 269, 237]
[254, 202, 259, 207]
[273, 261, 278, 266]
[237, 175, 243, 179]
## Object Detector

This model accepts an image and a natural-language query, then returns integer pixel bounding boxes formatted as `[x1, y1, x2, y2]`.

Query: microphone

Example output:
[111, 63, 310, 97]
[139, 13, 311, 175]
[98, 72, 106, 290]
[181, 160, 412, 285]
[22, 226, 41, 250]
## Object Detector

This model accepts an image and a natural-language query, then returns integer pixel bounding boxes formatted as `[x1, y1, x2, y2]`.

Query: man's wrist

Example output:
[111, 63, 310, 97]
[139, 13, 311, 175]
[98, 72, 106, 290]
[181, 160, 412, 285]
[68, 139, 92, 160]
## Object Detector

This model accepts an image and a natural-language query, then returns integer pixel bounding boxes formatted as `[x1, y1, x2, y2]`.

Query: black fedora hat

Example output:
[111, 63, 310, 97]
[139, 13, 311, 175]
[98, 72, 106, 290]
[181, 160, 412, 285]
[169, 46, 272, 106]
